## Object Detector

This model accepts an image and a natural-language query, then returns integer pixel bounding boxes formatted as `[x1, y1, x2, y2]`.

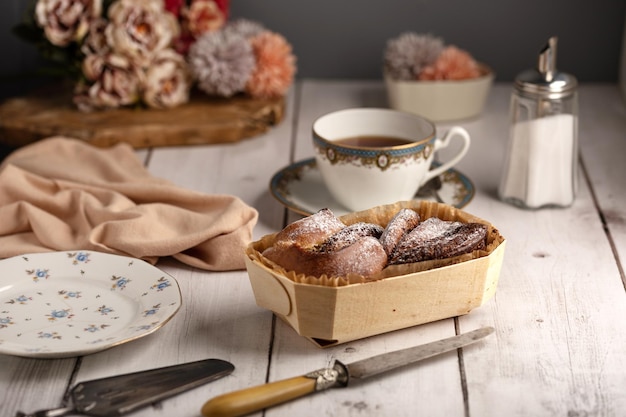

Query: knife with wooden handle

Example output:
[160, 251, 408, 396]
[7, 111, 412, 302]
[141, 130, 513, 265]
[201, 326, 494, 417]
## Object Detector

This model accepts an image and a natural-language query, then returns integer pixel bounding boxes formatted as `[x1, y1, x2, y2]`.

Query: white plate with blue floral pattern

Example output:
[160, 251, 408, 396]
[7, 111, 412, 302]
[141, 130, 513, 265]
[0, 251, 181, 358]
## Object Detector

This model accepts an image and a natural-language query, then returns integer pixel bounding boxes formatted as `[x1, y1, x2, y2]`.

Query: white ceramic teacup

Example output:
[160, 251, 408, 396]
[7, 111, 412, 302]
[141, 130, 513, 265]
[312, 108, 471, 212]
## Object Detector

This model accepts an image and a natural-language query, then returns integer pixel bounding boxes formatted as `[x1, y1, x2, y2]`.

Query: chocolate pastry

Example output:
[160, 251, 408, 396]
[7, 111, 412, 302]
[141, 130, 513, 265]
[262, 209, 387, 278]
[269, 208, 345, 248]
[389, 217, 487, 264]
[261, 207, 489, 278]
[316, 222, 384, 253]
[379, 208, 420, 257]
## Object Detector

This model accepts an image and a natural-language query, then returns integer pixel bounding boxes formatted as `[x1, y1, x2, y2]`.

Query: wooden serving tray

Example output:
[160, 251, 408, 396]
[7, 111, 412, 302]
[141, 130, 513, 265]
[0, 87, 285, 149]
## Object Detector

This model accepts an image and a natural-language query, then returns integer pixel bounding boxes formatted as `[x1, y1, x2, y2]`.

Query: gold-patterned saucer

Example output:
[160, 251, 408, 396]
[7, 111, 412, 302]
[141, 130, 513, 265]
[269, 158, 475, 216]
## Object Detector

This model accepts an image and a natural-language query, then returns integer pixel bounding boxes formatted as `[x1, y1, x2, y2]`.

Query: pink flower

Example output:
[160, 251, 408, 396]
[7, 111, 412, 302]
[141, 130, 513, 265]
[246, 31, 296, 99]
[75, 52, 143, 111]
[105, 0, 180, 67]
[142, 49, 191, 108]
[182, 0, 226, 38]
[418, 46, 481, 81]
[35, 0, 102, 47]
[173, 0, 229, 54]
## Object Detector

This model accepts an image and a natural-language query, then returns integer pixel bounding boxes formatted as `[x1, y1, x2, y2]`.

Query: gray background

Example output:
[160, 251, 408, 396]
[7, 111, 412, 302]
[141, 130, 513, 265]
[1, 0, 625, 99]
[229, 0, 625, 82]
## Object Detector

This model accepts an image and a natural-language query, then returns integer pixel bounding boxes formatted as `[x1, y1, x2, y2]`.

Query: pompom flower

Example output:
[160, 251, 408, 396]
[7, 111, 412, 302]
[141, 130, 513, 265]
[384, 33, 444, 81]
[223, 18, 265, 39]
[35, 0, 102, 47]
[245, 31, 296, 99]
[188, 30, 255, 97]
[143, 48, 192, 108]
[418, 46, 481, 80]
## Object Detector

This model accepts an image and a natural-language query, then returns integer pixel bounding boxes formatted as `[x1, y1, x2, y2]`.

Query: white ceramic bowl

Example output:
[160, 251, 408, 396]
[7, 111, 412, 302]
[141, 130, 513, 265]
[385, 65, 494, 122]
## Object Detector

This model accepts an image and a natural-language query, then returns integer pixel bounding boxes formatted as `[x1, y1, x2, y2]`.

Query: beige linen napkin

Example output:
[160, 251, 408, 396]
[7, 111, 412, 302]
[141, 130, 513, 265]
[0, 137, 258, 270]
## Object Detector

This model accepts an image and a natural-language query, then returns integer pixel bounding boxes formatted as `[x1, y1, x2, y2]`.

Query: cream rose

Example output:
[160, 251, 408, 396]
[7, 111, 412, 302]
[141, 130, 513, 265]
[142, 49, 191, 109]
[35, 0, 102, 47]
[75, 52, 143, 111]
[80, 17, 109, 56]
[105, 0, 180, 67]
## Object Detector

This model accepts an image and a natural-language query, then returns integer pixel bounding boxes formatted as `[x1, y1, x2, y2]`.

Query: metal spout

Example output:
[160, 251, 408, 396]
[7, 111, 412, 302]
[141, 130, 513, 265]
[538, 36, 558, 82]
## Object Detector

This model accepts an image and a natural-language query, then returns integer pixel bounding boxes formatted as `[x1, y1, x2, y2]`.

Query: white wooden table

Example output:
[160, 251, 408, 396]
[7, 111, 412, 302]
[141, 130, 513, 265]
[2, 81, 626, 417]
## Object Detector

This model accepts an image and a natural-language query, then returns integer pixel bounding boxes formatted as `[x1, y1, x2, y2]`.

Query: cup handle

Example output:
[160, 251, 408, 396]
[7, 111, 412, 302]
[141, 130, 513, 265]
[421, 126, 471, 185]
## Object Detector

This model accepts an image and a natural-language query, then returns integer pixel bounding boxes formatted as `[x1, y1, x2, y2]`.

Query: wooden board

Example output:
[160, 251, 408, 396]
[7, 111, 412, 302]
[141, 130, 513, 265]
[0, 87, 285, 149]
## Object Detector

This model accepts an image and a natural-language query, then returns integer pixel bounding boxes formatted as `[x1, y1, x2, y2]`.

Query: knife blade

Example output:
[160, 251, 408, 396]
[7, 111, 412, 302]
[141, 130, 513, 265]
[16, 358, 234, 417]
[201, 327, 493, 417]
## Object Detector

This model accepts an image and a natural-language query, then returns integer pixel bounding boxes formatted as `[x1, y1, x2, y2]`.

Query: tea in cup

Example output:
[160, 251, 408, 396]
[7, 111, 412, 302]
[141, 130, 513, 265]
[312, 108, 471, 212]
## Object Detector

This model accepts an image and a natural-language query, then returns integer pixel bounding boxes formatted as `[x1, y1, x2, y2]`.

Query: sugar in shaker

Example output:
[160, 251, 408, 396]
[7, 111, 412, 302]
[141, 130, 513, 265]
[498, 36, 578, 209]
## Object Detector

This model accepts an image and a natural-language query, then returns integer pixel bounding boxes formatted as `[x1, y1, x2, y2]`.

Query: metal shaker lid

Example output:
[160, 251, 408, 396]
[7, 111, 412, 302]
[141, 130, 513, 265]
[515, 36, 578, 99]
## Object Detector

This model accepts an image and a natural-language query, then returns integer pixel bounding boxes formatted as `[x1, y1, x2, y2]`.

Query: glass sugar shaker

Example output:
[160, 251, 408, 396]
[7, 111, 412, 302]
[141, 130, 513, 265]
[498, 36, 579, 209]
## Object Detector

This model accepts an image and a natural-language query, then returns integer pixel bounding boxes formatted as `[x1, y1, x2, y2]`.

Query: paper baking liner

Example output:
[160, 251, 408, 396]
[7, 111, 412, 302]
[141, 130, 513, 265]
[247, 200, 504, 287]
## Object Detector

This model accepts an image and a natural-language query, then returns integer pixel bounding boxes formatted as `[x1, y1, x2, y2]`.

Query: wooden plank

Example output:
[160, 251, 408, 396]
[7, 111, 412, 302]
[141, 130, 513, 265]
[0, 87, 285, 149]
[457, 84, 626, 416]
[0, 355, 77, 414]
[266, 319, 463, 417]
[576, 85, 626, 277]
[284, 81, 626, 416]
[2, 82, 625, 417]
[61, 88, 298, 417]
[261, 79, 467, 417]
[143, 87, 297, 240]
[74, 266, 273, 417]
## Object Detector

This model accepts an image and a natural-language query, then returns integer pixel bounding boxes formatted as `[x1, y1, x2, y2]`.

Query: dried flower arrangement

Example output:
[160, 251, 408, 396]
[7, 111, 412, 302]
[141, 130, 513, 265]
[13, 0, 297, 112]
[384, 32, 483, 81]
[383, 32, 493, 121]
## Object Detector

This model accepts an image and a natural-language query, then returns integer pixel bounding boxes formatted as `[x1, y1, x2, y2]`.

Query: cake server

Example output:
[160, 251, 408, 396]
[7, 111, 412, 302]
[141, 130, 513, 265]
[16, 358, 234, 417]
[201, 326, 494, 417]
